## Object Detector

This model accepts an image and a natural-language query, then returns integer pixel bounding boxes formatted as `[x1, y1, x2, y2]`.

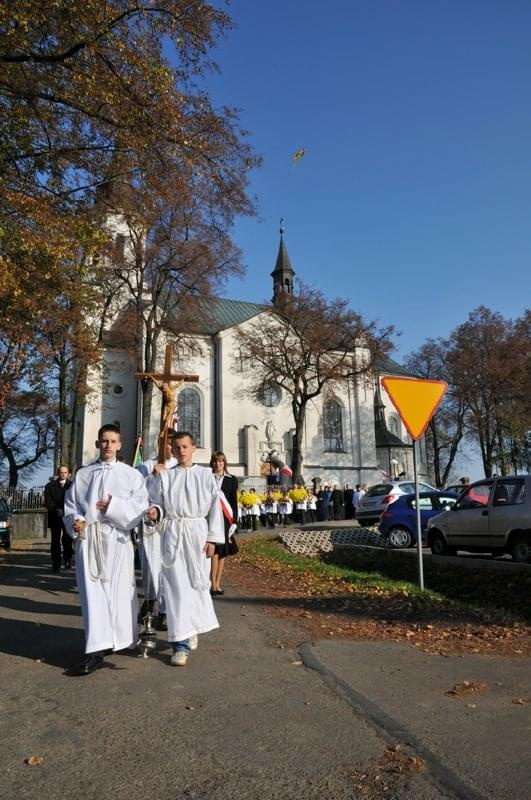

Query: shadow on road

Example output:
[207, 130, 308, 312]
[0, 616, 84, 669]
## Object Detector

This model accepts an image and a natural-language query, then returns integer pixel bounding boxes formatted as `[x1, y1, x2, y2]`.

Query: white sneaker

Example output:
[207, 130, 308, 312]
[188, 634, 198, 651]
[170, 651, 188, 666]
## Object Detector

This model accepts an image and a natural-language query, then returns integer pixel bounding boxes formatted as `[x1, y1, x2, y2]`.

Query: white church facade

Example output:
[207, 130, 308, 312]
[76, 230, 429, 488]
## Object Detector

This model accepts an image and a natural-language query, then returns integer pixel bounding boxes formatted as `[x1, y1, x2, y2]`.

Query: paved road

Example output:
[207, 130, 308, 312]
[1, 544, 529, 800]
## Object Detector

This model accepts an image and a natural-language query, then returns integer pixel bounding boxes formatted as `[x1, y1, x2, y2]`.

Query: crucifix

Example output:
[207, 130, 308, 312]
[135, 344, 199, 464]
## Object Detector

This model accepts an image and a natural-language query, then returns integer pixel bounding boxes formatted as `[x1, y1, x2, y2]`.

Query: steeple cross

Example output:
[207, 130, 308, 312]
[135, 344, 198, 463]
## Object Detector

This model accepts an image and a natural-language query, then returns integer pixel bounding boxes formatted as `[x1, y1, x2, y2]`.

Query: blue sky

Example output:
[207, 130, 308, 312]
[205, 0, 531, 360]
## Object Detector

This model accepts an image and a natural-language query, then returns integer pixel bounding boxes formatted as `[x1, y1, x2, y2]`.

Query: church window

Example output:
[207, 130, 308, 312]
[388, 415, 400, 437]
[258, 382, 282, 407]
[323, 399, 344, 452]
[177, 387, 201, 444]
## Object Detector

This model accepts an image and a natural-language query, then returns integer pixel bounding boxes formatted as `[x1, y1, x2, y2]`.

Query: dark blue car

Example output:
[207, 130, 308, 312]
[0, 498, 12, 549]
[378, 491, 458, 548]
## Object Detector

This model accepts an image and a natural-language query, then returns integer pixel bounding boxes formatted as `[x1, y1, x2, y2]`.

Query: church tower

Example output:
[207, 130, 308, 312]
[271, 219, 295, 303]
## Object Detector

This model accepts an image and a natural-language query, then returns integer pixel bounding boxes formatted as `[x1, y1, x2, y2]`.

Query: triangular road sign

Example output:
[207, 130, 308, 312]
[381, 376, 447, 441]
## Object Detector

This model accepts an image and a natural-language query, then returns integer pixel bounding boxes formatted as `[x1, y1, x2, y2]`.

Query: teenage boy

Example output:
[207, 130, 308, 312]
[145, 431, 224, 666]
[64, 424, 149, 675]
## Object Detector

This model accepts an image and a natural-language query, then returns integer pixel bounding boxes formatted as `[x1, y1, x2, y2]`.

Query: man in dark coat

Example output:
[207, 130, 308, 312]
[331, 484, 344, 520]
[44, 465, 73, 571]
[343, 484, 354, 519]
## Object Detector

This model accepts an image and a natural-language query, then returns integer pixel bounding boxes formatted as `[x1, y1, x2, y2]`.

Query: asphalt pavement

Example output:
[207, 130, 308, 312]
[0, 542, 529, 800]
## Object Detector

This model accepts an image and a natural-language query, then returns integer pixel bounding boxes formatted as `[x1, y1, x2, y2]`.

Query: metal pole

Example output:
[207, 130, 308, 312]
[413, 444, 424, 590]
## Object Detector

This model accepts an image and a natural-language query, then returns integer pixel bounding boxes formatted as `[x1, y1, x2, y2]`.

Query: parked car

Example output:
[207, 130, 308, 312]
[426, 475, 531, 562]
[379, 491, 458, 548]
[444, 484, 466, 496]
[356, 480, 435, 526]
[0, 498, 12, 549]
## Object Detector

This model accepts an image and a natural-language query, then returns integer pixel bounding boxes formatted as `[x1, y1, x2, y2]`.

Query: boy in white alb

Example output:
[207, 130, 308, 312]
[64, 424, 149, 675]
[146, 431, 225, 666]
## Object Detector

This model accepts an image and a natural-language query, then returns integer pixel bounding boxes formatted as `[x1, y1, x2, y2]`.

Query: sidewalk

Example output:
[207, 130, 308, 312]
[0, 544, 529, 800]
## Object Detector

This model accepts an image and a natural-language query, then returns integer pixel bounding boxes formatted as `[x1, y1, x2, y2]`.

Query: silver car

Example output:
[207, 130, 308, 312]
[427, 475, 531, 562]
[356, 480, 435, 526]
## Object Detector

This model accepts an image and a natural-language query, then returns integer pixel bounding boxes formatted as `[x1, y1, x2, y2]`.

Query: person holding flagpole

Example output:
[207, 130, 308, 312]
[209, 451, 238, 596]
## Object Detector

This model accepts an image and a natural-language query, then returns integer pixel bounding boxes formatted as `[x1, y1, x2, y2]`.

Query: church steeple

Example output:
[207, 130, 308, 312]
[271, 218, 295, 303]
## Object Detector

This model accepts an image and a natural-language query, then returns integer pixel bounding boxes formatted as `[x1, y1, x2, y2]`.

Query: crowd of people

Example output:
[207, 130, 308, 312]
[237, 482, 368, 529]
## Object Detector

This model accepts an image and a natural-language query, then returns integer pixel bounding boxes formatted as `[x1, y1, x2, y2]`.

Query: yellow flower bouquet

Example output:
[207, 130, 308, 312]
[289, 487, 308, 504]
[239, 491, 259, 509]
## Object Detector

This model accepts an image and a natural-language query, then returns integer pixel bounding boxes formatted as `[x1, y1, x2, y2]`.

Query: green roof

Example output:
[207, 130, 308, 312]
[198, 297, 265, 334]
[169, 297, 415, 378]
[375, 354, 418, 378]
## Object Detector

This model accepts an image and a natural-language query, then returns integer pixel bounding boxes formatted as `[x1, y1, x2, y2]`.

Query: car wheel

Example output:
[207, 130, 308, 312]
[511, 534, 530, 564]
[387, 526, 412, 548]
[430, 530, 455, 556]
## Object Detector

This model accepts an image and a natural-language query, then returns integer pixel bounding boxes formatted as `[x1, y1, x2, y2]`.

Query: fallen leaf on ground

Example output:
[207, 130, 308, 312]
[445, 681, 489, 698]
[25, 755, 44, 766]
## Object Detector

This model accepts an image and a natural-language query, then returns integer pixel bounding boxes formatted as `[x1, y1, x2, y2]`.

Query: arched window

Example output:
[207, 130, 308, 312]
[388, 415, 400, 437]
[176, 387, 201, 444]
[323, 399, 344, 452]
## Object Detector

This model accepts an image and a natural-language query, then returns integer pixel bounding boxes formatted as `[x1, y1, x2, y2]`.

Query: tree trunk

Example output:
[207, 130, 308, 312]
[57, 348, 69, 469]
[0, 431, 19, 489]
[290, 401, 306, 483]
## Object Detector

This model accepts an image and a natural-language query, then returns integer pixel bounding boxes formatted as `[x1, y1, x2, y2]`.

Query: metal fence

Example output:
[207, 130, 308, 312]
[0, 486, 46, 510]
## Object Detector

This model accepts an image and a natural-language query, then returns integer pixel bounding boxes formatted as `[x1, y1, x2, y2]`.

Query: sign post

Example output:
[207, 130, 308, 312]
[381, 376, 448, 589]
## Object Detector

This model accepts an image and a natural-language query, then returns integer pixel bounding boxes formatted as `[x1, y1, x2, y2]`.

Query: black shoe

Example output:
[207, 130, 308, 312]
[156, 613, 167, 631]
[52, 565, 60, 573]
[69, 654, 104, 676]
[64, 560, 71, 570]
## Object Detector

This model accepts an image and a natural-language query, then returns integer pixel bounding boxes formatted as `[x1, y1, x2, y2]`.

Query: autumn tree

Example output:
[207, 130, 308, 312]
[1, 1, 259, 470]
[235, 285, 394, 482]
[404, 338, 467, 487]
[438, 306, 530, 478]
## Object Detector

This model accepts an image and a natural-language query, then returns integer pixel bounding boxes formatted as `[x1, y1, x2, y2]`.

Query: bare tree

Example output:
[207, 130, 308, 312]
[236, 285, 394, 481]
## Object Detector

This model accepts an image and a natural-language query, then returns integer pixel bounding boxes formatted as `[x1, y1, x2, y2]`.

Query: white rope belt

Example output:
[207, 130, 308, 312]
[85, 521, 108, 582]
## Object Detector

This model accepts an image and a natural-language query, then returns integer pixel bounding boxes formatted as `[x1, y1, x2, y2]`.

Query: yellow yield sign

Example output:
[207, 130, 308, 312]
[381, 376, 447, 441]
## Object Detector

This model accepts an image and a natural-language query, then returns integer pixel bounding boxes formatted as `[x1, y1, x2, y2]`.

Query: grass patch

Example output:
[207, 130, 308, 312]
[237, 537, 531, 623]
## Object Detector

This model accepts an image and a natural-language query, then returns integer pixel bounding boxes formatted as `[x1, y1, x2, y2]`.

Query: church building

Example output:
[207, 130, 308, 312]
[76, 226, 429, 488]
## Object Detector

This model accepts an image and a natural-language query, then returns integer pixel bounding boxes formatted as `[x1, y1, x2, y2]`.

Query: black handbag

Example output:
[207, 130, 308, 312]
[228, 534, 239, 555]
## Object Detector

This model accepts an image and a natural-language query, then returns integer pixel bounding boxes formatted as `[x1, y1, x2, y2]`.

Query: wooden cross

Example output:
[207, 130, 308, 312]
[135, 344, 199, 463]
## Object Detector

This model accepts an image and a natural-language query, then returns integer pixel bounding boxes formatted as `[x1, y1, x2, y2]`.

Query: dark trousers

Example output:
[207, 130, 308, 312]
[50, 519, 73, 569]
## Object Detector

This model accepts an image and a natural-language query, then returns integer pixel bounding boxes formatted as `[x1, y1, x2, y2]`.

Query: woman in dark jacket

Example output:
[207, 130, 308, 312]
[210, 451, 238, 596]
